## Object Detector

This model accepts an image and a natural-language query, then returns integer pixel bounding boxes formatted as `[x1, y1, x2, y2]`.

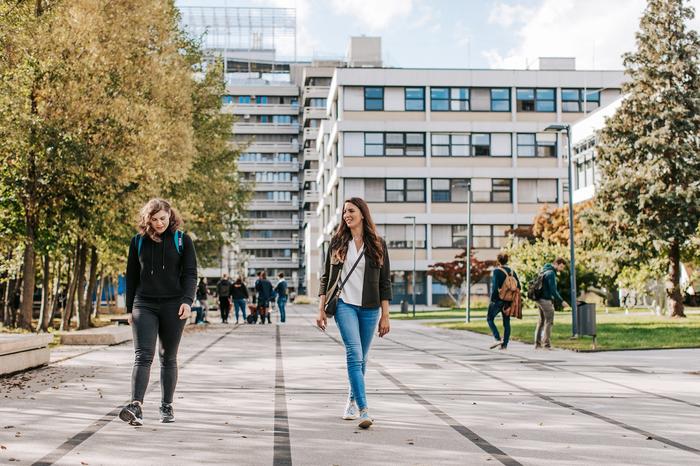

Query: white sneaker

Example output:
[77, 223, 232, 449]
[358, 408, 373, 429]
[342, 398, 359, 420]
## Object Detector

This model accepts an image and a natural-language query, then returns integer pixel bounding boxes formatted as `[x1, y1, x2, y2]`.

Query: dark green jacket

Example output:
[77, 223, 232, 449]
[541, 263, 564, 303]
[319, 238, 392, 308]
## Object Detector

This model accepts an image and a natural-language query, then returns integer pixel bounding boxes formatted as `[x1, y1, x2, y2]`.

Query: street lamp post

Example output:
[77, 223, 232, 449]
[404, 216, 417, 318]
[545, 124, 578, 336]
[465, 181, 472, 323]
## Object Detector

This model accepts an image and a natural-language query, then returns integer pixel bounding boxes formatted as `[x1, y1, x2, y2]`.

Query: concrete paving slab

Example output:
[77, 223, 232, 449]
[0, 305, 699, 465]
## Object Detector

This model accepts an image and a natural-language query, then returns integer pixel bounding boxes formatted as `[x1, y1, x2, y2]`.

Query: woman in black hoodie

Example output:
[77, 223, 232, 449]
[119, 198, 198, 426]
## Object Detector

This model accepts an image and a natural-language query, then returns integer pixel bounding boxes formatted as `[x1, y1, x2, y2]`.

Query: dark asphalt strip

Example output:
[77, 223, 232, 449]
[31, 326, 238, 466]
[409, 328, 700, 409]
[386, 334, 700, 456]
[314, 320, 522, 466]
[273, 325, 293, 466]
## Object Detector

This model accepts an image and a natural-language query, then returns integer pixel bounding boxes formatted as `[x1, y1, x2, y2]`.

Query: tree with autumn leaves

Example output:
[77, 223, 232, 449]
[427, 250, 493, 306]
[0, 1, 249, 330]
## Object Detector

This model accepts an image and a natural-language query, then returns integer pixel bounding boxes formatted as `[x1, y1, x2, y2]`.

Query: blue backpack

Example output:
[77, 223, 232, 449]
[136, 231, 183, 256]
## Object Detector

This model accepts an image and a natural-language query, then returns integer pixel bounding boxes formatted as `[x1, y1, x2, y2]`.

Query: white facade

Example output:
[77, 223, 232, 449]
[571, 96, 625, 204]
[313, 66, 626, 305]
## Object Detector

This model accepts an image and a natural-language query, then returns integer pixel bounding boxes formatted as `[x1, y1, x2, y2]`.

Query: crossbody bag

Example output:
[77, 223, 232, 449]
[323, 250, 365, 317]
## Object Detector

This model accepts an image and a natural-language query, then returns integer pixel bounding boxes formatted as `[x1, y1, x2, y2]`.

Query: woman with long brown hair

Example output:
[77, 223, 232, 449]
[119, 198, 198, 426]
[317, 197, 391, 429]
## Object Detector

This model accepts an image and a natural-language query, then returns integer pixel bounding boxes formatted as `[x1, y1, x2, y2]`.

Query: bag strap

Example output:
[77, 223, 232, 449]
[498, 266, 512, 277]
[137, 232, 183, 255]
[337, 250, 365, 293]
[136, 234, 143, 256]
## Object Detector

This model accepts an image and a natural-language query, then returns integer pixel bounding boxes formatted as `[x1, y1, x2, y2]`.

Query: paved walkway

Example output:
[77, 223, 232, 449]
[1, 304, 699, 465]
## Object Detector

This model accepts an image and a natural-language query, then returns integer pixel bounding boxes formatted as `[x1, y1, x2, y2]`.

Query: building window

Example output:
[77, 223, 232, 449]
[364, 179, 385, 202]
[517, 179, 558, 203]
[516, 88, 555, 112]
[385, 179, 425, 203]
[256, 96, 268, 104]
[430, 87, 469, 111]
[472, 225, 512, 248]
[364, 87, 384, 111]
[431, 133, 470, 156]
[490, 88, 510, 112]
[238, 96, 251, 104]
[431, 179, 450, 202]
[562, 89, 601, 112]
[473, 179, 512, 203]
[222, 96, 233, 105]
[405, 87, 425, 111]
[309, 98, 327, 108]
[364, 133, 425, 156]
[517, 133, 557, 157]
[472, 133, 491, 156]
[377, 224, 427, 249]
[431, 179, 469, 202]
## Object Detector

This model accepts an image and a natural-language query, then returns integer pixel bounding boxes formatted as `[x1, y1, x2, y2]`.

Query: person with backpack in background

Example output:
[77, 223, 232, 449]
[195, 277, 209, 324]
[231, 277, 249, 324]
[487, 253, 521, 350]
[255, 272, 274, 324]
[529, 257, 568, 350]
[275, 272, 288, 324]
[120, 198, 197, 426]
[216, 274, 232, 324]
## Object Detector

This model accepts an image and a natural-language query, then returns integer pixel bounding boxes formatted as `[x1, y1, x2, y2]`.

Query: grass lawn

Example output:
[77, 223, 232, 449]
[431, 311, 700, 351]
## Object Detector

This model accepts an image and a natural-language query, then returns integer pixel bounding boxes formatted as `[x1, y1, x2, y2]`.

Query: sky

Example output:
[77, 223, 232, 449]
[175, 0, 700, 70]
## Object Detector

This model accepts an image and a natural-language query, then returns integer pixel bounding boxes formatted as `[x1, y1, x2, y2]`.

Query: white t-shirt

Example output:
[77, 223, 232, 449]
[340, 240, 365, 307]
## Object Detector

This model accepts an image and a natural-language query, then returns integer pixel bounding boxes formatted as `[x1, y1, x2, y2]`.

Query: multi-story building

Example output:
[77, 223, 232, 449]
[314, 49, 625, 305]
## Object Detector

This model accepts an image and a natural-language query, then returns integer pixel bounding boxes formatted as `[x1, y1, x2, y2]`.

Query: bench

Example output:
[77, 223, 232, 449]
[0, 334, 53, 376]
[110, 317, 130, 326]
[59, 325, 132, 346]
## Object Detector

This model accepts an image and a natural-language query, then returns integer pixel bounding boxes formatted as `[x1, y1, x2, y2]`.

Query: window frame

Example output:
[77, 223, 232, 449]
[430, 87, 470, 111]
[516, 87, 556, 112]
[490, 88, 511, 112]
[364, 132, 425, 157]
[430, 133, 470, 157]
[517, 133, 557, 158]
[562, 88, 601, 113]
[364, 87, 384, 111]
[385, 178, 426, 203]
[404, 87, 425, 111]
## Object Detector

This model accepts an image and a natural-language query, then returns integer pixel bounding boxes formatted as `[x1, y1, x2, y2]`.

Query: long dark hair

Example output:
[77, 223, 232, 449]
[329, 197, 383, 265]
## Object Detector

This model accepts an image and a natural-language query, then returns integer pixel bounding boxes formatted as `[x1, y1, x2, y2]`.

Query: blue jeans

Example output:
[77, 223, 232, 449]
[487, 300, 510, 347]
[233, 299, 247, 322]
[277, 296, 287, 322]
[334, 299, 380, 410]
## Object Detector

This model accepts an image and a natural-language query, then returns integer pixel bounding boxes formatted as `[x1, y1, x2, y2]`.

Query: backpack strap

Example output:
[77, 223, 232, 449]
[136, 234, 144, 256]
[173, 230, 183, 255]
[497, 266, 512, 277]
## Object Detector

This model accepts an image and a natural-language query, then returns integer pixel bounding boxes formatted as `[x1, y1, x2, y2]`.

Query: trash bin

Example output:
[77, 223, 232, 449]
[400, 300, 409, 314]
[576, 302, 596, 336]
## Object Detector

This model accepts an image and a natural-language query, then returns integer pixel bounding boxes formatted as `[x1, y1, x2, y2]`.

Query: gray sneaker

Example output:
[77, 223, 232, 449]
[159, 403, 175, 423]
[358, 408, 373, 429]
[342, 397, 359, 420]
[119, 402, 143, 426]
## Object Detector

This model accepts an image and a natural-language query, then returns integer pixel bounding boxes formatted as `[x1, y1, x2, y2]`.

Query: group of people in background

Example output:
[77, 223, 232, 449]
[209, 271, 289, 325]
[486, 254, 569, 351]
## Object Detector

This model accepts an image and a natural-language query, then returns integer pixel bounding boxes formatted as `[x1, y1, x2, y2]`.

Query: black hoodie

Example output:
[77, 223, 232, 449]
[125, 230, 198, 313]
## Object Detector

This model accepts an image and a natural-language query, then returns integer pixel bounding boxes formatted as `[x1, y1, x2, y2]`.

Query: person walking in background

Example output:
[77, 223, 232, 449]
[317, 197, 391, 429]
[216, 273, 232, 324]
[275, 272, 288, 324]
[196, 277, 209, 324]
[120, 198, 197, 426]
[231, 277, 249, 324]
[533, 257, 568, 350]
[487, 253, 520, 351]
[255, 272, 274, 324]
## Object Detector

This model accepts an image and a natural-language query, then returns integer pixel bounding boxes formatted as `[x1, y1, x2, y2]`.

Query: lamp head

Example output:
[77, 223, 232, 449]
[545, 124, 570, 132]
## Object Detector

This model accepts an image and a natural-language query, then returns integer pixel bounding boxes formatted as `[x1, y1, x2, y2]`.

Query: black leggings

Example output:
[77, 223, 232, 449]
[131, 296, 186, 404]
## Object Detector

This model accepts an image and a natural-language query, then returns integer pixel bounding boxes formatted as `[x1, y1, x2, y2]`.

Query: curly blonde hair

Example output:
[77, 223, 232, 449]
[137, 198, 183, 242]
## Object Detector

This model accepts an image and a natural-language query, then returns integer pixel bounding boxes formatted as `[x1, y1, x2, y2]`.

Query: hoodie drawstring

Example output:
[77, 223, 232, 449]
[149, 235, 166, 275]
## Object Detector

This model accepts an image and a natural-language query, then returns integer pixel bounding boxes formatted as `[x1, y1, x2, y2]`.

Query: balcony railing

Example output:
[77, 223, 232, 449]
[303, 190, 320, 204]
[303, 127, 319, 141]
[303, 148, 319, 162]
[238, 141, 300, 153]
[239, 238, 300, 249]
[244, 218, 299, 229]
[222, 103, 299, 115]
[303, 169, 318, 183]
[237, 161, 300, 172]
[247, 199, 299, 210]
[303, 86, 330, 99]
[245, 257, 300, 268]
[249, 181, 300, 191]
[233, 122, 300, 134]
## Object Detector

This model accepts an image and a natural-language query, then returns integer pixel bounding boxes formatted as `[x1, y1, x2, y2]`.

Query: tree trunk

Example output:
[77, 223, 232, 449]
[47, 259, 63, 331]
[19, 233, 35, 330]
[38, 253, 50, 332]
[81, 246, 98, 329]
[2, 274, 12, 326]
[76, 243, 88, 329]
[94, 268, 105, 317]
[667, 240, 686, 317]
[61, 240, 81, 331]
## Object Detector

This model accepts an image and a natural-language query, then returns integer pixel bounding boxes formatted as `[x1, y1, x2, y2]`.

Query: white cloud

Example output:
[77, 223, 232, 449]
[484, 0, 700, 70]
[487, 2, 535, 28]
[329, 0, 414, 31]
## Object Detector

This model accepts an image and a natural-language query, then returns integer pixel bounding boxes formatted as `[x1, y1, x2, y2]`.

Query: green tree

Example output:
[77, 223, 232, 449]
[586, 0, 700, 317]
